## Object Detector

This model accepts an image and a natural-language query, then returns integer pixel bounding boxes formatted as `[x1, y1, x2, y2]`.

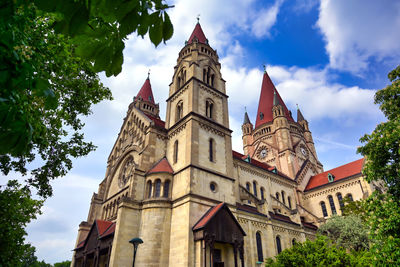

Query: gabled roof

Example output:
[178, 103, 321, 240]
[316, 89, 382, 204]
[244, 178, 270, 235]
[232, 150, 293, 181]
[192, 203, 246, 236]
[147, 157, 173, 174]
[74, 220, 115, 250]
[305, 158, 365, 191]
[188, 23, 208, 44]
[255, 71, 293, 128]
[136, 78, 155, 104]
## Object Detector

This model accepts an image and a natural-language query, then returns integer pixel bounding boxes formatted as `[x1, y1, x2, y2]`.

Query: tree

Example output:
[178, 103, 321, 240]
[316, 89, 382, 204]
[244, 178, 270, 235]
[265, 235, 372, 267]
[357, 65, 400, 199]
[53, 261, 72, 267]
[0, 181, 43, 267]
[318, 215, 369, 251]
[0, 3, 112, 198]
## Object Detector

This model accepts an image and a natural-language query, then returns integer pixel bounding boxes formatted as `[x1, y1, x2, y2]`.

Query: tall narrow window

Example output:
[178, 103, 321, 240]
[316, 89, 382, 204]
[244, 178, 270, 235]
[154, 179, 161, 197]
[328, 195, 336, 214]
[211, 74, 215, 87]
[288, 196, 292, 209]
[281, 191, 286, 204]
[260, 187, 265, 200]
[176, 101, 183, 122]
[321, 201, 328, 217]
[276, 236, 282, 254]
[174, 140, 178, 163]
[276, 192, 280, 201]
[292, 238, 296, 246]
[146, 181, 152, 198]
[163, 180, 170, 197]
[209, 139, 214, 162]
[346, 193, 353, 201]
[246, 182, 251, 204]
[203, 69, 206, 82]
[337, 193, 344, 209]
[177, 77, 181, 88]
[256, 232, 263, 262]
[206, 100, 214, 119]
[253, 181, 257, 197]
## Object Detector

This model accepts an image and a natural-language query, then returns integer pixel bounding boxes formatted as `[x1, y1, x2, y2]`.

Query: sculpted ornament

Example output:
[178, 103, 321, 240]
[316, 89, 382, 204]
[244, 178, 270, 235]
[118, 156, 134, 188]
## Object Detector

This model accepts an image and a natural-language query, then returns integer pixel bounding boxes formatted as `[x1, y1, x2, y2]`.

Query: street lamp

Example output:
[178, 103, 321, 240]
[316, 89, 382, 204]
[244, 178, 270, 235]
[129, 237, 143, 267]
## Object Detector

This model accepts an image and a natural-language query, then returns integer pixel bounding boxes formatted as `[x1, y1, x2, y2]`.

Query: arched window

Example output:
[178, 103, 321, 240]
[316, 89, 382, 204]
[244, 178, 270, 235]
[346, 193, 353, 201]
[154, 179, 161, 197]
[292, 238, 296, 246]
[281, 191, 286, 204]
[146, 181, 152, 198]
[211, 74, 215, 87]
[260, 187, 265, 200]
[276, 236, 282, 254]
[276, 192, 280, 201]
[337, 193, 344, 209]
[174, 140, 178, 163]
[176, 101, 183, 122]
[203, 69, 207, 82]
[328, 195, 336, 214]
[253, 181, 257, 197]
[321, 201, 328, 217]
[177, 77, 181, 88]
[209, 139, 215, 162]
[163, 180, 170, 198]
[246, 182, 251, 204]
[288, 196, 292, 209]
[206, 100, 214, 119]
[256, 232, 263, 262]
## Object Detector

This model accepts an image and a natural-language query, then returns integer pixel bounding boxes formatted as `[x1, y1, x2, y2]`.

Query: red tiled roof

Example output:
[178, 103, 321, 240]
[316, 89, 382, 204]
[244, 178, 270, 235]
[136, 78, 155, 104]
[188, 23, 207, 44]
[305, 158, 364, 191]
[96, 220, 114, 236]
[255, 71, 294, 128]
[147, 157, 173, 174]
[146, 114, 165, 129]
[193, 202, 224, 230]
[100, 222, 116, 239]
[232, 150, 292, 180]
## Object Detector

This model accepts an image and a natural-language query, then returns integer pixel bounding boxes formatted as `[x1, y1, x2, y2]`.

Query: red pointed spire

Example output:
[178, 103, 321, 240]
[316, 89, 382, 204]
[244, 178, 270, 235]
[188, 23, 208, 44]
[136, 78, 155, 104]
[255, 71, 293, 128]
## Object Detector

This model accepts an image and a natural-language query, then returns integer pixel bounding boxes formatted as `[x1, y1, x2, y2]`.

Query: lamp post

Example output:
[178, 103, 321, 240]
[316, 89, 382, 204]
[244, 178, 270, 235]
[129, 237, 143, 267]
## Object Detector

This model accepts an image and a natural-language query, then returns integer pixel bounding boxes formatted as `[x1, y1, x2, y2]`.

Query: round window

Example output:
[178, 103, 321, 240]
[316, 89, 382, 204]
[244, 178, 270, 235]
[210, 182, 217, 192]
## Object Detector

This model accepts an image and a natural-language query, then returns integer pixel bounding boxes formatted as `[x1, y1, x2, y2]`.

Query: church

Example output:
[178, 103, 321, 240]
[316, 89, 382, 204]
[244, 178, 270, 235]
[71, 22, 376, 267]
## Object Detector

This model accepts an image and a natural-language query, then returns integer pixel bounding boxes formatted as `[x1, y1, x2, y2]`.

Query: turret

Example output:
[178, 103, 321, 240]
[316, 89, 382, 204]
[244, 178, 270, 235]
[130, 75, 160, 118]
[242, 109, 253, 155]
[297, 106, 318, 159]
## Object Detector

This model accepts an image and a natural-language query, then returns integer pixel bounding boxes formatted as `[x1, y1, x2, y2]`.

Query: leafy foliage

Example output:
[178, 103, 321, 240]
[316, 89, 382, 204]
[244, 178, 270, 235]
[357, 65, 400, 199]
[0, 3, 112, 198]
[33, 0, 174, 77]
[53, 261, 72, 267]
[265, 235, 372, 267]
[318, 215, 369, 251]
[0, 181, 43, 267]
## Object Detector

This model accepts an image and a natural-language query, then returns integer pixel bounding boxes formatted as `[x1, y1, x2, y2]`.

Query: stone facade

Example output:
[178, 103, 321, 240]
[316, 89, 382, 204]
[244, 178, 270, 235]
[72, 23, 378, 267]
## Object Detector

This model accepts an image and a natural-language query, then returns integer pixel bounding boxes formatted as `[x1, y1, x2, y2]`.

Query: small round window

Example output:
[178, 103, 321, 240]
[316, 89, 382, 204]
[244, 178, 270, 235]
[210, 182, 217, 193]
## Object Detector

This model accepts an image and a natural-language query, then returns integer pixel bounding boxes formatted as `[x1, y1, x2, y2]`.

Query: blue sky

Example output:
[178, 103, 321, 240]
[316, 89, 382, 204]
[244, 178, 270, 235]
[17, 0, 400, 263]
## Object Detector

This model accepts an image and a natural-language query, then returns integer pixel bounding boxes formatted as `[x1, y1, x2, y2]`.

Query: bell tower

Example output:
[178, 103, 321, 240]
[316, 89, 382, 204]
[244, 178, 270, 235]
[165, 22, 233, 179]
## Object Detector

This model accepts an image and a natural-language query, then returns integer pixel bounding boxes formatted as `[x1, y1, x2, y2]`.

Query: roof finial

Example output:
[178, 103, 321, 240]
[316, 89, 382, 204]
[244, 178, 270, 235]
[262, 64, 266, 73]
[197, 14, 200, 23]
[296, 103, 299, 110]
[244, 106, 247, 112]
[147, 69, 150, 79]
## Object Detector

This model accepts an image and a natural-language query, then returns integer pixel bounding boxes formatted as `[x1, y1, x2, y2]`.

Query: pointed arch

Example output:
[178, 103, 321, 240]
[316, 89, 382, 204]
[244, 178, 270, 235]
[256, 232, 263, 262]
[154, 179, 161, 197]
[173, 140, 178, 163]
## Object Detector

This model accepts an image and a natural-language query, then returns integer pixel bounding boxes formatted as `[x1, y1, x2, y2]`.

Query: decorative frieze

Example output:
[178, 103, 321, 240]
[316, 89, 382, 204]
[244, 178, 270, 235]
[170, 85, 189, 102]
[199, 122, 225, 137]
[168, 122, 187, 139]
[303, 180, 359, 200]
[199, 84, 223, 99]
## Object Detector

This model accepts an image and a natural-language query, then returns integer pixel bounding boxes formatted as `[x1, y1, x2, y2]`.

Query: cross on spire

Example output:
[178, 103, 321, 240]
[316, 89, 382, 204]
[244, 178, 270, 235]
[262, 64, 266, 73]
[197, 14, 200, 23]
[147, 69, 151, 79]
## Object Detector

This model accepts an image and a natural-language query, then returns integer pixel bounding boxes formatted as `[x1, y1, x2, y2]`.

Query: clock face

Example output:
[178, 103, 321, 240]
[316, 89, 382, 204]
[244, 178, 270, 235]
[300, 147, 307, 157]
[260, 149, 267, 158]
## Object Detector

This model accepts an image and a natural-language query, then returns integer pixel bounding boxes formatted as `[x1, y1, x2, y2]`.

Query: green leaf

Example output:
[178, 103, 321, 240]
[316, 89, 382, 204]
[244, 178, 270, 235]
[162, 12, 173, 42]
[149, 13, 162, 46]
[119, 9, 140, 37]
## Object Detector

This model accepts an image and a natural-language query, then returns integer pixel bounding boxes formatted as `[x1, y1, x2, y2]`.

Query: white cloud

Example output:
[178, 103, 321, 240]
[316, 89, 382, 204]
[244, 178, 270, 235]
[251, 0, 284, 38]
[317, 0, 400, 73]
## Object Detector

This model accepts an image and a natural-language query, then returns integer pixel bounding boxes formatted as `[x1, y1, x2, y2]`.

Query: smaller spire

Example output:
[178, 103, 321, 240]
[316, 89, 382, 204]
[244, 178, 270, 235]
[297, 106, 305, 122]
[136, 76, 155, 104]
[243, 107, 251, 124]
[273, 89, 281, 106]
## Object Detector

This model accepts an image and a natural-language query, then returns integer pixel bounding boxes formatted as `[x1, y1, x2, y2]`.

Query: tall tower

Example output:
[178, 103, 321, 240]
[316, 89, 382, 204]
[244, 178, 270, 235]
[243, 70, 323, 179]
[242, 109, 253, 156]
[163, 22, 236, 266]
